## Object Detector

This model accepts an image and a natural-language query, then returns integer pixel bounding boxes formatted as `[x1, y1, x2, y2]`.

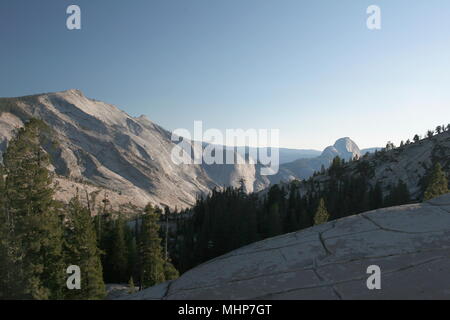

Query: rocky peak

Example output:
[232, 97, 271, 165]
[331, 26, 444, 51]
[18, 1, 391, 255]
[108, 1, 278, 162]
[0, 90, 267, 210]
[321, 137, 361, 161]
[334, 137, 361, 158]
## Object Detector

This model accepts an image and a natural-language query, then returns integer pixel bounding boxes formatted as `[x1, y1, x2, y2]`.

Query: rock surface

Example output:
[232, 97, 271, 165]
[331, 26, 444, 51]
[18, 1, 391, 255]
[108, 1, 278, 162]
[125, 194, 450, 300]
[270, 137, 363, 183]
[0, 90, 377, 210]
[0, 90, 268, 210]
[277, 131, 450, 201]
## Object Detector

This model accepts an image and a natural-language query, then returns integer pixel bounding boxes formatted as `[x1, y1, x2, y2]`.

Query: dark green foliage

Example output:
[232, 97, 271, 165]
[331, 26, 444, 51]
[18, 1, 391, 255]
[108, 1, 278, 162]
[314, 198, 329, 225]
[1, 119, 65, 299]
[175, 187, 260, 273]
[108, 216, 129, 283]
[424, 163, 449, 200]
[128, 277, 136, 294]
[164, 260, 180, 281]
[385, 180, 411, 207]
[173, 158, 414, 273]
[126, 228, 139, 284]
[139, 205, 168, 288]
[64, 197, 105, 299]
[92, 204, 178, 290]
[0, 165, 18, 299]
[4, 117, 447, 297]
[369, 183, 384, 209]
[0, 118, 180, 298]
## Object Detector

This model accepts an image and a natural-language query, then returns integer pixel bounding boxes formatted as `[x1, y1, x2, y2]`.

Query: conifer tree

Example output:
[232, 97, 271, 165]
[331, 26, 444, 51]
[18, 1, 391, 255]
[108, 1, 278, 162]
[370, 183, 384, 209]
[164, 260, 180, 281]
[108, 215, 128, 283]
[2, 119, 65, 299]
[386, 180, 411, 206]
[139, 204, 169, 289]
[128, 277, 136, 294]
[314, 198, 330, 226]
[126, 228, 139, 283]
[267, 203, 282, 237]
[0, 164, 14, 298]
[424, 163, 449, 200]
[64, 197, 105, 299]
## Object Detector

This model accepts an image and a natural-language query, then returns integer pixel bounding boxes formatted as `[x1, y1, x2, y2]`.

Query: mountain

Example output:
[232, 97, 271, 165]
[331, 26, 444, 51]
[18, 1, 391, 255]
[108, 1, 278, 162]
[122, 193, 450, 300]
[248, 147, 321, 164]
[361, 147, 382, 154]
[0, 89, 423, 211]
[0, 90, 269, 211]
[298, 130, 450, 200]
[267, 137, 363, 184]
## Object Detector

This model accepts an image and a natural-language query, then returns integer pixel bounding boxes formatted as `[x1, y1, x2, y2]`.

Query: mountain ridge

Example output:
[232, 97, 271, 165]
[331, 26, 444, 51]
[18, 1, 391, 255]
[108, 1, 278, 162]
[0, 89, 384, 210]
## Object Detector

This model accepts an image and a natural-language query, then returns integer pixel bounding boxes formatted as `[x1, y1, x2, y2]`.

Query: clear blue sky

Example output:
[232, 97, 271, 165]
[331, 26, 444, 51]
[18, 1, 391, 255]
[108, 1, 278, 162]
[1, 0, 450, 150]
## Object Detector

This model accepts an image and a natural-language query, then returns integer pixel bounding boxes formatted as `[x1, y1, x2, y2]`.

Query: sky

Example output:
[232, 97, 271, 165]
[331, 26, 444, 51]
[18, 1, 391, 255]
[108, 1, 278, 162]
[1, 0, 450, 150]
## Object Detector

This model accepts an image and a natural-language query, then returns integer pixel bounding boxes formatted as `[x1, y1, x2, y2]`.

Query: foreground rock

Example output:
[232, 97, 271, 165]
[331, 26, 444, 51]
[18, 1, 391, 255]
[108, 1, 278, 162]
[125, 194, 450, 300]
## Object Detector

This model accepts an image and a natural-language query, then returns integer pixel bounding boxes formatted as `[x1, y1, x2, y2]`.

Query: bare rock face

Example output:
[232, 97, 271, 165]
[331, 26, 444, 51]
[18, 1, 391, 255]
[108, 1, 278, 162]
[275, 132, 450, 201]
[0, 90, 267, 210]
[125, 194, 450, 300]
[324, 137, 362, 161]
[269, 137, 363, 183]
[0, 112, 23, 162]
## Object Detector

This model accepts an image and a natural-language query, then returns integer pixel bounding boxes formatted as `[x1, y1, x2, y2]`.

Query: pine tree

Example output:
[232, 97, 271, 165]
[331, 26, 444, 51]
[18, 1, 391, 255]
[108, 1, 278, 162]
[64, 197, 105, 299]
[164, 260, 180, 281]
[126, 227, 139, 284]
[386, 180, 411, 206]
[0, 164, 13, 298]
[370, 183, 384, 209]
[314, 198, 330, 226]
[139, 204, 168, 289]
[424, 163, 449, 200]
[267, 203, 282, 237]
[108, 215, 128, 283]
[2, 119, 65, 299]
[128, 277, 136, 294]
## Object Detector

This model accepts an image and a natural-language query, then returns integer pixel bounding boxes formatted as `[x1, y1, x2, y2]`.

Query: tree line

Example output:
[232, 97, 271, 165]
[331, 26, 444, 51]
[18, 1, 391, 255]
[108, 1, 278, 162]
[384, 123, 450, 151]
[0, 119, 178, 300]
[172, 142, 449, 273]
[1, 118, 448, 298]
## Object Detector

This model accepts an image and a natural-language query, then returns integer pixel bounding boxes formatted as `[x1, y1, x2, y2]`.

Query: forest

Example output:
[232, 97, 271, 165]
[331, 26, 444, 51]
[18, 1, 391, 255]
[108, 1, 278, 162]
[171, 129, 449, 273]
[0, 119, 448, 299]
[0, 119, 178, 299]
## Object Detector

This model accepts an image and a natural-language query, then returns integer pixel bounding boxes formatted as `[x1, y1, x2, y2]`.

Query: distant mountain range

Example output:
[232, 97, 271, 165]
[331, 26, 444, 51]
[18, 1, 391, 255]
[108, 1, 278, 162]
[250, 147, 321, 164]
[0, 90, 380, 210]
[264, 137, 382, 184]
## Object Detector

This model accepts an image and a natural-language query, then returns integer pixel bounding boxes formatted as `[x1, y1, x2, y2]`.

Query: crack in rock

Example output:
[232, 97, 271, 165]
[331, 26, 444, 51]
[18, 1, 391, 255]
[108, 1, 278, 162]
[332, 286, 343, 300]
[425, 202, 450, 213]
[279, 249, 288, 262]
[166, 253, 449, 300]
[162, 280, 174, 300]
[248, 257, 449, 300]
[360, 213, 443, 234]
[195, 236, 318, 267]
[314, 247, 450, 269]
[318, 222, 335, 256]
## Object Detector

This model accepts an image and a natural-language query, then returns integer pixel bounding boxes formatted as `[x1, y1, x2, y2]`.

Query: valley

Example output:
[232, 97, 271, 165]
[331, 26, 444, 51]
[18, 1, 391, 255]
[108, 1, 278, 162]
[0, 89, 379, 212]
